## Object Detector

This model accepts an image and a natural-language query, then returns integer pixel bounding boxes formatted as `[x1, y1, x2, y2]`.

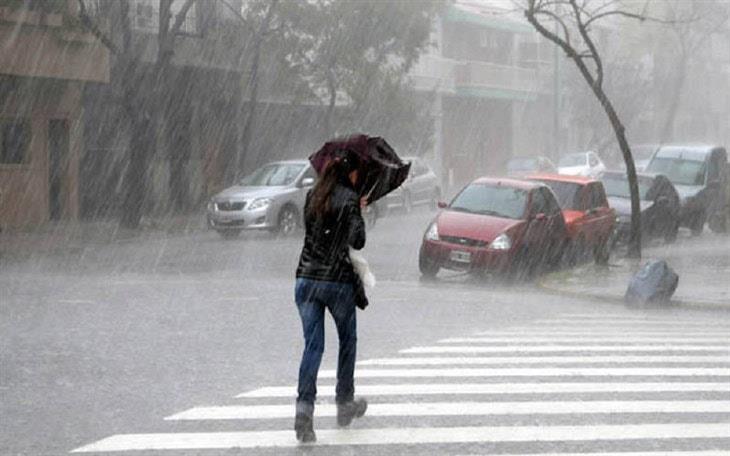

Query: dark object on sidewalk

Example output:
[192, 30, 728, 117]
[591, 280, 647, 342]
[294, 413, 316, 443]
[337, 398, 368, 427]
[625, 259, 679, 305]
[309, 134, 411, 204]
[354, 276, 369, 310]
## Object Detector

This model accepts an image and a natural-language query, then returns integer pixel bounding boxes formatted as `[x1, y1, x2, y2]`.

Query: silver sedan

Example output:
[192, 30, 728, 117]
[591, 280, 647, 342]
[207, 160, 315, 238]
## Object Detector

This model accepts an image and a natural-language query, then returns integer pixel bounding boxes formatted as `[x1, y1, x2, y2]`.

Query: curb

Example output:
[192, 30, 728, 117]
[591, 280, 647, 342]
[537, 274, 730, 312]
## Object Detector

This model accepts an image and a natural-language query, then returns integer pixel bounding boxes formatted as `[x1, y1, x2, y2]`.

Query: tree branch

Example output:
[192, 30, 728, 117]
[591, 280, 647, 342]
[217, 0, 253, 31]
[76, 0, 119, 54]
[532, 9, 572, 46]
[170, 0, 197, 36]
[570, 0, 603, 88]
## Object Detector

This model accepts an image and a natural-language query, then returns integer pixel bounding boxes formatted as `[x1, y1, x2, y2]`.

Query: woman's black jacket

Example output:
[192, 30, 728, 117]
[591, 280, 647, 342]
[295, 183, 366, 283]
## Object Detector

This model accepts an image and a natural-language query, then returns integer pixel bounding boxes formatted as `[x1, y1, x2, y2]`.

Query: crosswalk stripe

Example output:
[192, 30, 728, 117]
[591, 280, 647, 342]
[461, 452, 730, 456]
[474, 331, 730, 336]
[538, 317, 728, 323]
[318, 367, 730, 378]
[358, 355, 730, 366]
[526, 321, 730, 327]
[440, 337, 730, 343]
[166, 400, 730, 421]
[560, 313, 726, 319]
[70, 423, 730, 452]
[236, 382, 730, 398]
[401, 345, 730, 354]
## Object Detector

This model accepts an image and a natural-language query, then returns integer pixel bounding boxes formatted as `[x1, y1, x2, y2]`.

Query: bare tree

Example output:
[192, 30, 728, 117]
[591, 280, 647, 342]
[219, 0, 281, 183]
[522, 0, 657, 258]
[75, 0, 197, 228]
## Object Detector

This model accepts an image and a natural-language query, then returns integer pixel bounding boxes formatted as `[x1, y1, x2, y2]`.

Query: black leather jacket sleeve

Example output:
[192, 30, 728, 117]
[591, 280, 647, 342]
[347, 200, 366, 250]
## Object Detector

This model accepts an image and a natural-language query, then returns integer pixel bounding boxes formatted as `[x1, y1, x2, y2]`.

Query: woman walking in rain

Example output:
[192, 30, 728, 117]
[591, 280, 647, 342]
[294, 149, 368, 443]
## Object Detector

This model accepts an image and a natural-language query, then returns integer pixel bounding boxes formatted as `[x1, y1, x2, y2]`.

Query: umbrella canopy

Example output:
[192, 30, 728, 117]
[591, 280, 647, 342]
[309, 134, 411, 204]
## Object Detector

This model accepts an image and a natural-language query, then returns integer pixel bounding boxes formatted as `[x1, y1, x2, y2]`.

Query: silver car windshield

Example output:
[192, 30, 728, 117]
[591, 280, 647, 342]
[240, 164, 305, 186]
[646, 157, 706, 186]
[558, 153, 587, 167]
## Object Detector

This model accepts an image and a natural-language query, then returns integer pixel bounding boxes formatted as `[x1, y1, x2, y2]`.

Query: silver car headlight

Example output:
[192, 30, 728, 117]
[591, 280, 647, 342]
[207, 200, 215, 211]
[248, 198, 271, 211]
[424, 222, 439, 241]
[490, 233, 512, 250]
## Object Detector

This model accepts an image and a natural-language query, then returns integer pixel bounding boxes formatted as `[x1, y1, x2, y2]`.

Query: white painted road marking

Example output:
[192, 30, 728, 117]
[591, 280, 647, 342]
[319, 367, 730, 378]
[440, 337, 730, 343]
[523, 321, 730, 328]
[70, 423, 730, 452]
[358, 355, 730, 366]
[237, 381, 730, 398]
[401, 345, 730, 354]
[166, 400, 730, 421]
[474, 330, 730, 336]
[533, 318, 730, 325]
[460, 452, 730, 456]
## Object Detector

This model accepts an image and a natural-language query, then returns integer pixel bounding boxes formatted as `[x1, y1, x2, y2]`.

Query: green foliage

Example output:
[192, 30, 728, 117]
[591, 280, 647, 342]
[0, 0, 67, 14]
[291, 0, 444, 150]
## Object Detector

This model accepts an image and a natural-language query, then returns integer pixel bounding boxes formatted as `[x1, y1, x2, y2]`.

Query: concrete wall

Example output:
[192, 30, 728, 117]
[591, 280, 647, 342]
[0, 79, 84, 229]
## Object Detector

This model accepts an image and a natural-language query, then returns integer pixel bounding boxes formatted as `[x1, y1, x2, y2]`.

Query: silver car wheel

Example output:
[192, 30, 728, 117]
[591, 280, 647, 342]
[279, 207, 298, 235]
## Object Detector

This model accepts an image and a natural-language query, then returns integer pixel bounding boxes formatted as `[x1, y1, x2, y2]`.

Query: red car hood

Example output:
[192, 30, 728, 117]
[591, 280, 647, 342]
[437, 210, 522, 243]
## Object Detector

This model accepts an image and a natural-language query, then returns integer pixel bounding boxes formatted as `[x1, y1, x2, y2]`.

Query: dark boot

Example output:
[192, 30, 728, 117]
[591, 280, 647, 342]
[294, 402, 316, 443]
[336, 398, 368, 427]
[294, 413, 316, 443]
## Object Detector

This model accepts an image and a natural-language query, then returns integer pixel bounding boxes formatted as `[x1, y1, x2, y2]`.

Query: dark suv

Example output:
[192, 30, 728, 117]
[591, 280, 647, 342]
[645, 145, 728, 235]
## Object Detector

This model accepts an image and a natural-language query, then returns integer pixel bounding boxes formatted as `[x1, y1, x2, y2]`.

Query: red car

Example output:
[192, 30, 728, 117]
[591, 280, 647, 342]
[526, 174, 615, 264]
[419, 177, 568, 278]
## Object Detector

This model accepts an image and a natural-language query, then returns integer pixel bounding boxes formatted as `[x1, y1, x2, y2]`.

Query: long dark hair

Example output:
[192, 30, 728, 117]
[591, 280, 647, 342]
[308, 150, 360, 217]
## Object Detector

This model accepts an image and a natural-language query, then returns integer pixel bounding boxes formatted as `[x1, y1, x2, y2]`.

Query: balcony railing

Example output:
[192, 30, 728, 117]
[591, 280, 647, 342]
[409, 54, 458, 92]
[454, 60, 543, 94]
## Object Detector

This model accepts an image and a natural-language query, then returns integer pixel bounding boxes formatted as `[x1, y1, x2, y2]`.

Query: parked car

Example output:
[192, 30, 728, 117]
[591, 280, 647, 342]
[600, 171, 681, 245]
[418, 177, 568, 279]
[506, 156, 557, 176]
[526, 174, 615, 264]
[557, 151, 606, 177]
[207, 160, 316, 238]
[644, 144, 728, 235]
[629, 144, 661, 172]
[384, 156, 441, 213]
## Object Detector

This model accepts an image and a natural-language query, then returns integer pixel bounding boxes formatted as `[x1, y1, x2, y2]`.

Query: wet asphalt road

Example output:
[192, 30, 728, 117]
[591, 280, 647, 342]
[1, 209, 729, 455]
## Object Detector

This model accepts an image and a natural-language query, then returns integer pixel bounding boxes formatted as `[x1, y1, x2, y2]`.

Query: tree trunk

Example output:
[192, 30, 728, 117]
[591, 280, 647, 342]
[238, 41, 263, 177]
[235, 0, 278, 180]
[524, 5, 641, 257]
[577, 69, 642, 258]
[659, 53, 687, 142]
[324, 68, 337, 137]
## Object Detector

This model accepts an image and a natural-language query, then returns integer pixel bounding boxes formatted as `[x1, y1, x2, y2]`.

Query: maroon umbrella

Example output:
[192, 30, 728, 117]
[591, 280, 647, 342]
[309, 134, 411, 204]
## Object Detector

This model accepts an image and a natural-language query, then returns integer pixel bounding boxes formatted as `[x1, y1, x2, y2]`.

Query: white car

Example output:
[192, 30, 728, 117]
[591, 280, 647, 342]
[383, 156, 441, 213]
[558, 151, 606, 177]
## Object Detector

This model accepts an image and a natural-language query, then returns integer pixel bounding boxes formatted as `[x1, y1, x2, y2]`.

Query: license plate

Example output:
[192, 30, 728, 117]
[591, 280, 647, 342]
[450, 250, 472, 263]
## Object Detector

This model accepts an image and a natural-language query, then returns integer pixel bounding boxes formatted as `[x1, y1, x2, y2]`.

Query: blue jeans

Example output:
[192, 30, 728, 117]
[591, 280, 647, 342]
[295, 278, 357, 410]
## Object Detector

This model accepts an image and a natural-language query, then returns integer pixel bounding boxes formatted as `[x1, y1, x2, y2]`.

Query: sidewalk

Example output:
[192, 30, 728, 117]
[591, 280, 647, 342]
[540, 232, 730, 309]
[0, 214, 206, 261]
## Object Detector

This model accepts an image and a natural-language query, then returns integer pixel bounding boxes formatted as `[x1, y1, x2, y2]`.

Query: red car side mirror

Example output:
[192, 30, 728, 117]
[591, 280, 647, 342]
[437, 201, 448, 209]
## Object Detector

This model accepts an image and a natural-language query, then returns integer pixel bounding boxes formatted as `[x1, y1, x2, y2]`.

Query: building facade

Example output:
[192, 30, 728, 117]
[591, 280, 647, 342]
[0, 0, 110, 229]
[410, 1, 555, 193]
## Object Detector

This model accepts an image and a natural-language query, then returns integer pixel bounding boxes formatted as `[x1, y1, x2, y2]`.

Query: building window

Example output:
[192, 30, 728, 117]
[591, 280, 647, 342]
[0, 119, 30, 165]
